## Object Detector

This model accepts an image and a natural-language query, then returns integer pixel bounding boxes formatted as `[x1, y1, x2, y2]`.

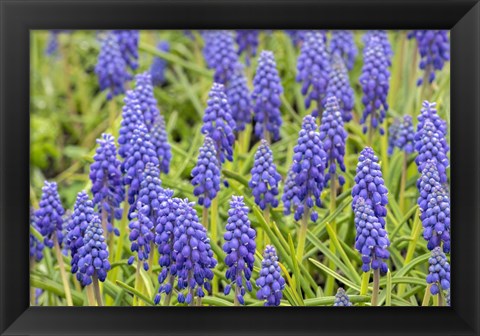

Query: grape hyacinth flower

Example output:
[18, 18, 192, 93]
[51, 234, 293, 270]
[95, 33, 131, 100]
[114, 30, 139, 71]
[426, 247, 450, 298]
[327, 55, 355, 122]
[235, 30, 259, 66]
[296, 31, 331, 118]
[226, 64, 252, 131]
[285, 30, 306, 47]
[202, 30, 239, 85]
[133, 72, 161, 131]
[150, 41, 169, 87]
[256, 245, 286, 306]
[252, 51, 283, 142]
[35, 181, 65, 248]
[173, 199, 217, 305]
[319, 96, 347, 188]
[191, 137, 221, 209]
[395, 115, 415, 154]
[359, 36, 390, 137]
[387, 118, 401, 156]
[416, 160, 442, 212]
[118, 91, 145, 160]
[223, 196, 256, 305]
[45, 31, 59, 56]
[330, 30, 358, 70]
[90, 133, 124, 236]
[150, 115, 172, 174]
[363, 30, 393, 65]
[421, 184, 451, 253]
[408, 30, 450, 85]
[333, 287, 352, 306]
[352, 147, 389, 226]
[417, 101, 448, 149]
[30, 212, 44, 262]
[201, 83, 236, 163]
[282, 167, 300, 216]
[249, 140, 282, 210]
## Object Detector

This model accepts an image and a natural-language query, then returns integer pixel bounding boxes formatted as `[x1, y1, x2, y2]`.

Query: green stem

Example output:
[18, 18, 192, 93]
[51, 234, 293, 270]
[30, 257, 36, 305]
[86, 285, 96, 306]
[324, 176, 337, 296]
[202, 206, 208, 228]
[422, 284, 432, 306]
[438, 290, 445, 307]
[53, 233, 73, 306]
[163, 274, 174, 306]
[263, 207, 270, 246]
[101, 210, 108, 239]
[371, 268, 380, 306]
[398, 152, 408, 213]
[211, 197, 219, 294]
[133, 262, 142, 306]
[296, 207, 310, 263]
[92, 274, 103, 306]
[234, 286, 240, 306]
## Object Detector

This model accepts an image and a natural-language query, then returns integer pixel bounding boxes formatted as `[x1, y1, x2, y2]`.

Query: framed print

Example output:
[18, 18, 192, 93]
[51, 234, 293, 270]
[1, 1, 479, 335]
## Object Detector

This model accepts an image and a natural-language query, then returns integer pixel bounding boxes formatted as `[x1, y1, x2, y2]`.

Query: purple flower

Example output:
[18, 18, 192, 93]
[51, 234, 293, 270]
[296, 31, 331, 118]
[421, 184, 450, 253]
[290, 115, 327, 222]
[202, 30, 239, 85]
[417, 160, 442, 212]
[235, 30, 259, 66]
[417, 101, 448, 147]
[95, 33, 131, 100]
[352, 147, 389, 226]
[128, 203, 155, 271]
[285, 30, 306, 47]
[359, 36, 390, 135]
[201, 82, 236, 163]
[408, 30, 449, 85]
[353, 197, 390, 274]
[223, 196, 256, 305]
[282, 167, 300, 216]
[114, 30, 139, 71]
[396, 116, 415, 153]
[90, 134, 125, 235]
[30, 209, 44, 262]
[319, 96, 347, 188]
[387, 118, 401, 156]
[333, 287, 352, 306]
[330, 30, 358, 70]
[76, 215, 111, 286]
[45, 31, 59, 56]
[426, 247, 450, 295]
[191, 136, 221, 209]
[327, 55, 355, 122]
[133, 72, 161, 131]
[173, 199, 217, 305]
[226, 64, 252, 131]
[150, 41, 169, 87]
[252, 51, 283, 141]
[363, 30, 393, 65]
[118, 91, 145, 160]
[35, 181, 65, 248]
[150, 115, 172, 174]
[256, 245, 286, 306]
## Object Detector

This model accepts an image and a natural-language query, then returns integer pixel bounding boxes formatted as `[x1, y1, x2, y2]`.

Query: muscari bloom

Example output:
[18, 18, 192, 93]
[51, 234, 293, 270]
[395, 115, 415, 154]
[408, 30, 450, 86]
[353, 197, 390, 274]
[352, 147, 389, 226]
[201, 82, 236, 163]
[150, 41, 169, 87]
[363, 30, 393, 65]
[30, 210, 44, 262]
[326, 54, 355, 122]
[333, 287, 352, 306]
[426, 247, 450, 295]
[285, 30, 306, 47]
[289, 115, 327, 222]
[226, 64, 252, 131]
[90, 133, 125, 235]
[359, 36, 390, 135]
[95, 32, 131, 100]
[330, 30, 358, 70]
[421, 184, 450, 253]
[35, 181, 65, 248]
[173, 199, 217, 305]
[249, 140, 282, 210]
[282, 168, 300, 216]
[75, 215, 111, 286]
[133, 72, 161, 131]
[256, 245, 286, 306]
[114, 30, 139, 70]
[118, 91, 145, 160]
[45, 31, 59, 56]
[223, 196, 256, 305]
[191, 136, 221, 209]
[296, 31, 331, 118]
[235, 30, 259, 66]
[202, 30, 239, 85]
[417, 101, 448, 150]
[252, 51, 283, 141]
[319, 96, 347, 187]
[387, 118, 401, 156]
[150, 115, 172, 174]
[417, 160, 442, 212]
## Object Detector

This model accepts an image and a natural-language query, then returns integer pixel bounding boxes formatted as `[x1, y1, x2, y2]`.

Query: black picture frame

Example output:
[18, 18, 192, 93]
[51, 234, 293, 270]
[1, 0, 479, 335]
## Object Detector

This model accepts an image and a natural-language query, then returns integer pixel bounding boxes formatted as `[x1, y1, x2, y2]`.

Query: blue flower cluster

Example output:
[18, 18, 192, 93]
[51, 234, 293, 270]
[133, 72, 160, 131]
[387, 118, 401, 156]
[30, 210, 44, 262]
[35, 181, 65, 248]
[45, 31, 59, 56]
[191, 136, 221, 208]
[319, 96, 347, 187]
[114, 30, 139, 71]
[333, 287, 352, 306]
[296, 31, 331, 118]
[249, 140, 282, 210]
[421, 184, 451, 253]
[226, 64, 252, 131]
[235, 30, 259, 66]
[282, 168, 300, 216]
[426, 247, 450, 295]
[256, 245, 286, 306]
[150, 115, 172, 174]
[353, 197, 390, 274]
[202, 30, 238, 85]
[118, 91, 144, 160]
[285, 30, 306, 47]
[417, 160, 441, 212]
[389, 116, 415, 155]
[408, 30, 450, 85]
[252, 51, 283, 142]
[327, 55, 355, 122]
[330, 30, 357, 70]
[223, 196, 256, 305]
[363, 30, 393, 65]
[201, 83, 236, 163]
[150, 41, 169, 87]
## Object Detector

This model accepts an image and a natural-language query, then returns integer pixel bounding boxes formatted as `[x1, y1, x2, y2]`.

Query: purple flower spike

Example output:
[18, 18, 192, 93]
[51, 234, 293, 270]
[128, 203, 156, 271]
[417, 160, 442, 212]
[352, 147, 389, 226]
[359, 36, 390, 135]
[118, 91, 145, 160]
[396, 116, 415, 153]
[285, 30, 306, 47]
[282, 168, 300, 216]
[252, 50, 283, 141]
[35, 181, 65, 248]
[173, 199, 217, 305]
[421, 184, 450, 253]
[202, 30, 239, 85]
[353, 197, 390, 274]
[327, 55, 355, 122]
[256, 245, 286, 306]
[330, 30, 358, 70]
[426, 247, 450, 295]
[333, 288, 352, 306]
[291, 115, 327, 222]
[133, 72, 161, 131]
[235, 30, 259, 66]
[223, 196, 256, 305]
[76, 215, 111, 286]
[201, 82, 236, 163]
[114, 30, 139, 71]
[191, 136, 221, 209]
[150, 115, 172, 174]
[387, 118, 401, 156]
[417, 101, 448, 147]
[319, 96, 348, 188]
[249, 140, 282, 210]
[150, 41, 169, 87]
[30, 209, 44, 262]
[95, 33, 131, 100]
[408, 30, 450, 85]
[296, 31, 331, 118]
[45, 31, 59, 56]
[226, 64, 252, 131]
[363, 30, 393, 65]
